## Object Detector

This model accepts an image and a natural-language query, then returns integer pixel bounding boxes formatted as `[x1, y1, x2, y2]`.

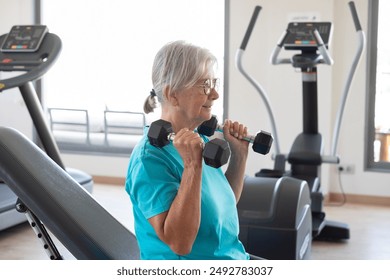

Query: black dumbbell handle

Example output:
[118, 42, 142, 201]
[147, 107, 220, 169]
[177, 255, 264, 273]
[197, 116, 272, 155]
[166, 133, 175, 142]
[164, 132, 205, 148]
[214, 124, 260, 144]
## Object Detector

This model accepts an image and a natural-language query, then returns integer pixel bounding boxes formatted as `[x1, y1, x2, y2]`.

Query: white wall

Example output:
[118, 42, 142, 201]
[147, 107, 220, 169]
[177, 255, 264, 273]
[330, 0, 390, 198]
[1, 0, 389, 198]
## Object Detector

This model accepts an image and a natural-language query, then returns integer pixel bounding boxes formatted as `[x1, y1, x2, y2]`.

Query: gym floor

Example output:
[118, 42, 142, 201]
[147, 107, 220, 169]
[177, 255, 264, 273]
[0, 183, 389, 260]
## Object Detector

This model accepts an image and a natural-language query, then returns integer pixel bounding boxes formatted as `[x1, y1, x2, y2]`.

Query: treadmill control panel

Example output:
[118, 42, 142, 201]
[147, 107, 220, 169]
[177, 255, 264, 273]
[0, 25, 48, 53]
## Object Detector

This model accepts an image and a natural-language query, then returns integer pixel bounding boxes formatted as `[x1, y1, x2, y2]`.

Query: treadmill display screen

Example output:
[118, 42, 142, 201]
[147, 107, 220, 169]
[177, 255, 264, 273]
[0, 25, 48, 53]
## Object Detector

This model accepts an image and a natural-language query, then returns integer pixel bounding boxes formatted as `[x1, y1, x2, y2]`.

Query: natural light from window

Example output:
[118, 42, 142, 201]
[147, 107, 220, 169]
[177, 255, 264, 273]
[374, 0, 390, 162]
[40, 0, 225, 142]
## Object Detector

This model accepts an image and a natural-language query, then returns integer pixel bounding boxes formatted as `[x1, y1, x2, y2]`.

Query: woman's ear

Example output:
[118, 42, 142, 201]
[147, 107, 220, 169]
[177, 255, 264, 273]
[163, 85, 179, 106]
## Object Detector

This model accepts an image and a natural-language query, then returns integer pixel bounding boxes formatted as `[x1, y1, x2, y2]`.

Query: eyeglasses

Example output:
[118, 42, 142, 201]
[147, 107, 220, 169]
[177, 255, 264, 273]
[196, 78, 219, 95]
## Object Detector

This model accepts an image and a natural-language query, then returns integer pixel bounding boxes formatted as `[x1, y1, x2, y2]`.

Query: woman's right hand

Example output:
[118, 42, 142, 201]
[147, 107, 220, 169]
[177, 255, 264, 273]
[173, 128, 204, 168]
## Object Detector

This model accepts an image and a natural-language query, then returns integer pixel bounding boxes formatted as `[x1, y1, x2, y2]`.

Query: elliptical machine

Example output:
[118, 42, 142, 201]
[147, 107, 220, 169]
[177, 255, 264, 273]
[236, 1, 365, 242]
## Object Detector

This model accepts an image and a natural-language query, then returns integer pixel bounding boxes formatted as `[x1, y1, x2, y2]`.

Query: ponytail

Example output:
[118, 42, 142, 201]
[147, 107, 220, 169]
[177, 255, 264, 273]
[143, 89, 158, 114]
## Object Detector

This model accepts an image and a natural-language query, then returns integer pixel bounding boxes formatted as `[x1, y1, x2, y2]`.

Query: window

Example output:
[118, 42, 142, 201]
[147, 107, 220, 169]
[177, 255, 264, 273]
[38, 0, 225, 155]
[366, 0, 390, 171]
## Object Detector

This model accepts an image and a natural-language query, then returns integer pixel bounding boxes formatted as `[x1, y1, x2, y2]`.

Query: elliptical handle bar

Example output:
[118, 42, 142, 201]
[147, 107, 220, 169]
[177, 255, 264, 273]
[348, 1, 362, 31]
[330, 1, 366, 157]
[235, 6, 281, 155]
[239, 6, 261, 51]
[270, 31, 290, 65]
[313, 29, 334, 65]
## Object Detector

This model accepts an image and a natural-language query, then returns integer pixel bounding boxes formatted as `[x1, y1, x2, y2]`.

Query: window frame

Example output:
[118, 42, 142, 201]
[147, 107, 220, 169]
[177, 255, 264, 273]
[365, 0, 390, 172]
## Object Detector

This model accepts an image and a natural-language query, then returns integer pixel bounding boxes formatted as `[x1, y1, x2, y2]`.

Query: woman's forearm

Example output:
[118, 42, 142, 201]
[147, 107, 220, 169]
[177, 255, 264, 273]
[149, 164, 202, 256]
[225, 153, 248, 202]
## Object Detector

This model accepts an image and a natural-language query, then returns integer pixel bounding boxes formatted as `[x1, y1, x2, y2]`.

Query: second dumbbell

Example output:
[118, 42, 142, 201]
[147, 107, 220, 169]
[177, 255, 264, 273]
[197, 115, 273, 155]
[147, 119, 231, 168]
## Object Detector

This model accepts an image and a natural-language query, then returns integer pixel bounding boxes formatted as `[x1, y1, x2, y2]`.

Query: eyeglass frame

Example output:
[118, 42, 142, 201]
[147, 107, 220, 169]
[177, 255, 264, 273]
[195, 78, 219, 95]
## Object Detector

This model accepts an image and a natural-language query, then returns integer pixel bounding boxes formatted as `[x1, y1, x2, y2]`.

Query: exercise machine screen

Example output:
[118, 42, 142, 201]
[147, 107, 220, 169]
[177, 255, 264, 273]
[1, 25, 48, 52]
[284, 22, 332, 50]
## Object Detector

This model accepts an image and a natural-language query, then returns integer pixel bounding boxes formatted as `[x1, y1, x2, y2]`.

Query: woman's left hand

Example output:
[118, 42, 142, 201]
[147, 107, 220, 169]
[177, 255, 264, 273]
[222, 119, 249, 158]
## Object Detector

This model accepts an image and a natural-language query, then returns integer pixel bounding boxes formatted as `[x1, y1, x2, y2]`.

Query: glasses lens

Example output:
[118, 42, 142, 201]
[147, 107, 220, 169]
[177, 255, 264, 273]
[212, 78, 219, 90]
[201, 79, 209, 95]
[199, 78, 219, 95]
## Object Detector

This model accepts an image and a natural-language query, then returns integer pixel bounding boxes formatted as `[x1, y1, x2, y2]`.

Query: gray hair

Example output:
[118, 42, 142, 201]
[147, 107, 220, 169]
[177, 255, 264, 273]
[143, 40, 217, 114]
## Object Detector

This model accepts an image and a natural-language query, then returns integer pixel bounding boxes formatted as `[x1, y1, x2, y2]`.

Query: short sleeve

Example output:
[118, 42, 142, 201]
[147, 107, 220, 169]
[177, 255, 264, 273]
[126, 153, 181, 219]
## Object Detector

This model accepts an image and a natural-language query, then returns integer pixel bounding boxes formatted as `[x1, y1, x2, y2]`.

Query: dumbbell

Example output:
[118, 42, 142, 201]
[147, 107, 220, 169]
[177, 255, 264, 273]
[197, 115, 273, 155]
[147, 119, 231, 168]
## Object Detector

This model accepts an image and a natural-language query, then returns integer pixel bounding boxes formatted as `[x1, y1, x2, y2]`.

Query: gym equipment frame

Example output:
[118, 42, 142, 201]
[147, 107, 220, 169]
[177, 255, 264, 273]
[236, 1, 365, 244]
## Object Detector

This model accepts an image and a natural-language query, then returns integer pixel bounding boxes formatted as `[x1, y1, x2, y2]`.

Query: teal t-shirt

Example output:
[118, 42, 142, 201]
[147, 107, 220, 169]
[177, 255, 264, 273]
[125, 127, 249, 260]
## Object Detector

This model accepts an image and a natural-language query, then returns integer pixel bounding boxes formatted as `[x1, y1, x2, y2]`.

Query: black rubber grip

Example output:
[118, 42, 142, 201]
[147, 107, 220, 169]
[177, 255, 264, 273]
[240, 6, 262, 50]
[348, 1, 362, 31]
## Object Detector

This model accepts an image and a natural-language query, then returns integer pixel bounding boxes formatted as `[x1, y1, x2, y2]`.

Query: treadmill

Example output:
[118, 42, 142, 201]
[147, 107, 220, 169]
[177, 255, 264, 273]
[0, 25, 93, 231]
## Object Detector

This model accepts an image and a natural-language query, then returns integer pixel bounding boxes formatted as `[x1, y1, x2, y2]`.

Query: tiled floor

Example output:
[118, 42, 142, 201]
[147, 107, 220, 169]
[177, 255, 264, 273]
[0, 184, 389, 260]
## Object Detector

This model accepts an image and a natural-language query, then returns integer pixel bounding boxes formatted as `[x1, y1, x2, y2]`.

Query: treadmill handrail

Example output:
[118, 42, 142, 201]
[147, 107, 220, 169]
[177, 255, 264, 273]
[0, 33, 61, 91]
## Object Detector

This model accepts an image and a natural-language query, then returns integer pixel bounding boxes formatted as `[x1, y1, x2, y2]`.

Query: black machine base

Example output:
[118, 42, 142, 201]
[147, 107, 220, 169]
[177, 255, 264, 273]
[238, 176, 312, 260]
[314, 220, 350, 241]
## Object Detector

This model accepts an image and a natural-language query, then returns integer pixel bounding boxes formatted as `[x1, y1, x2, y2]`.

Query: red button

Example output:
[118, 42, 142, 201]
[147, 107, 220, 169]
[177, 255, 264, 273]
[2, 58, 13, 63]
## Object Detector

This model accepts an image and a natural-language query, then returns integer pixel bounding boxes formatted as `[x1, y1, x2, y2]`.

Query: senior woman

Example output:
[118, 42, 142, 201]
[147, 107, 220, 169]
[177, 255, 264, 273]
[126, 40, 253, 260]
